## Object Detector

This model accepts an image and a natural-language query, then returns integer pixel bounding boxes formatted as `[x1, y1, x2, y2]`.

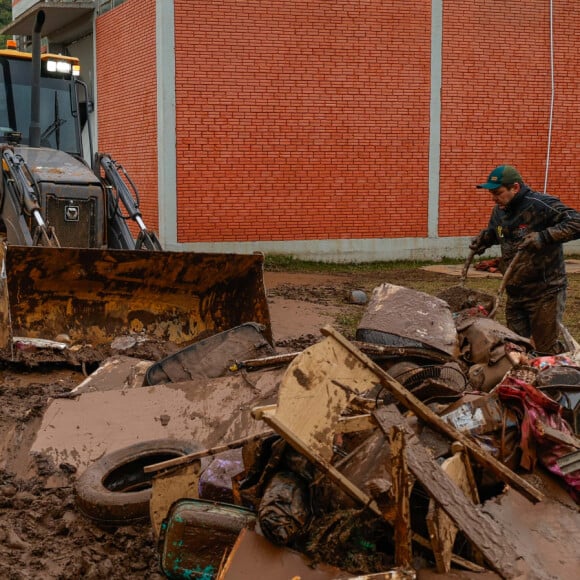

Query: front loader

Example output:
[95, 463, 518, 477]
[0, 12, 270, 361]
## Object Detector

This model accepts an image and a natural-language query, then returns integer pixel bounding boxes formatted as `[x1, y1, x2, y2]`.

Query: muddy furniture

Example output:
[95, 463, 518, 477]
[356, 283, 459, 357]
[252, 326, 540, 578]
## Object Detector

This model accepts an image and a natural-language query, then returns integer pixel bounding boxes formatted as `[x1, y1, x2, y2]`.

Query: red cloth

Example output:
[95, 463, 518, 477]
[474, 258, 500, 272]
[497, 376, 579, 503]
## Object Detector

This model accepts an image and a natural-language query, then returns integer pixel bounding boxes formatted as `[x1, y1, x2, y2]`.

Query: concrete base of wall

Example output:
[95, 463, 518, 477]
[164, 238, 580, 263]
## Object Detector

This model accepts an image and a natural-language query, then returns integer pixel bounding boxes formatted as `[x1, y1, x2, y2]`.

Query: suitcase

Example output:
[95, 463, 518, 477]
[158, 498, 257, 579]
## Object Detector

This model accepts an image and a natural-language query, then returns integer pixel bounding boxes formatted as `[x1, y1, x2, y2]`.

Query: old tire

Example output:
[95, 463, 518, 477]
[74, 439, 198, 526]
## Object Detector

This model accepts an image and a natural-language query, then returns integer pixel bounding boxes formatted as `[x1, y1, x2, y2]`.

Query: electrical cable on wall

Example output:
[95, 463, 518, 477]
[544, 0, 555, 194]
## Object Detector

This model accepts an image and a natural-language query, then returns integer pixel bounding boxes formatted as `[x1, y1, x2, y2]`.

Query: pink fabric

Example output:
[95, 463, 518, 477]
[497, 376, 579, 503]
[529, 354, 578, 370]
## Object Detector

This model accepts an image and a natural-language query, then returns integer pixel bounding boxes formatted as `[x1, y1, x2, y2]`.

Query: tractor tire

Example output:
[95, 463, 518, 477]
[74, 438, 198, 526]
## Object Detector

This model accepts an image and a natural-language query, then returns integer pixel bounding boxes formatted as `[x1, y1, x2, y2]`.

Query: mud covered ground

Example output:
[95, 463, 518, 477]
[0, 265, 578, 579]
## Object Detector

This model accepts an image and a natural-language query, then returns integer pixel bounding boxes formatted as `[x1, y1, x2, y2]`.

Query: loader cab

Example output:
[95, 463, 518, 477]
[0, 46, 83, 157]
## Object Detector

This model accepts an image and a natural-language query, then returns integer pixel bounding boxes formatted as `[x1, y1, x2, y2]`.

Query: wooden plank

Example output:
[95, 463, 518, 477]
[426, 443, 476, 573]
[452, 441, 480, 505]
[231, 351, 300, 371]
[321, 325, 543, 503]
[389, 426, 412, 567]
[343, 572, 418, 580]
[556, 449, 580, 474]
[149, 462, 201, 537]
[374, 405, 528, 579]
[144, 431, 272, 474]
[410, 534, 486, 573]
[216, 529, 345, 579]
[535, 420, 580, 449]
[337, 414, 375, 433]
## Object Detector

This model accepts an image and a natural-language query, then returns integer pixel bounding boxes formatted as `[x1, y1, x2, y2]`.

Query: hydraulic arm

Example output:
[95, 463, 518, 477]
[95, 153, 163, 251]
[1, 145, 60, 247]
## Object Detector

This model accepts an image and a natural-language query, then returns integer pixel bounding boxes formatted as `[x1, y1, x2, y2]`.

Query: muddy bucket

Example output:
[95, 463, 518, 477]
[0, 244, 271, 354]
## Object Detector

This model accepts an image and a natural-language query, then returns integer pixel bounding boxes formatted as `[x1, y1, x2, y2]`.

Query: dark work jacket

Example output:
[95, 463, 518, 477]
[478, 185, 580, 299]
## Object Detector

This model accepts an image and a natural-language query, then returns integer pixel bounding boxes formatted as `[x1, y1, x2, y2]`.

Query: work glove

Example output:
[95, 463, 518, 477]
[519, 232, 544, 251]
[469, 234, 487, 255]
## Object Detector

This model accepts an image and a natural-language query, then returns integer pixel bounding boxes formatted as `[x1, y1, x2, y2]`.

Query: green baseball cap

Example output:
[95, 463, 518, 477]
[476, 165, 523, 189]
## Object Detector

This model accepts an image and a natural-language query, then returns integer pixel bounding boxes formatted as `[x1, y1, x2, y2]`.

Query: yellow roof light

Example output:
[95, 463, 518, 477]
[6, 39, 17, 49]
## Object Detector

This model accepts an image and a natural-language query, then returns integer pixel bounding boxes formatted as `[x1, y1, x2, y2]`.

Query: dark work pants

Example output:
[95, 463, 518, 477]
[505, 287, 566, 354]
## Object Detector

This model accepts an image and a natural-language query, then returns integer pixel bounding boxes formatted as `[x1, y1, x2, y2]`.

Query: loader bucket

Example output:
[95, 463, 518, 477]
[0, 245, 271, 353]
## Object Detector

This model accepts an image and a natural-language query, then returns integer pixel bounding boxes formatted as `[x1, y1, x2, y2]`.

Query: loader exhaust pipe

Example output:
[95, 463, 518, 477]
[29, 10, 45, 148]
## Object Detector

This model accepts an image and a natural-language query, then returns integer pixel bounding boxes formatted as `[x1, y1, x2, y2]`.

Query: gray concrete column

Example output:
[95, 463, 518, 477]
[156, 0, 177, 248]
[428, 0, 443, 238]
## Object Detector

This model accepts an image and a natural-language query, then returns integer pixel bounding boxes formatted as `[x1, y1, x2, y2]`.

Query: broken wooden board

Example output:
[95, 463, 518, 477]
[426, 443, 480, 573]
[216, 528, 345, 579]
[556, 449, 580, 475]
[70, 355, 152, 394]
[482, 481, 580, 580]
[273, 334, 380, 460]
[150, 461, 201, 537]
[321, 325, 543, 504]
[345, 571, 417, 580]
[389, 426, 413, 567]
[323, 428, 393, 511]
[535, 419, 580, 449]
[374, 405, 528, 579]
[144, 431, 273, 475]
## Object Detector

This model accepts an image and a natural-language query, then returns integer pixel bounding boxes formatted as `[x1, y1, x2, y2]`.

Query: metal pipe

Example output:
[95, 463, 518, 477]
[29, 10, 45, 148]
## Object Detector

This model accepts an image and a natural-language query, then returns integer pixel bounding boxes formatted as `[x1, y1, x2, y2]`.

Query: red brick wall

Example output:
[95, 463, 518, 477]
[439, 1, 580, 237]
[174, 1, 431, 243]
[94, 1, 579, 248]
[95, 0, 159, 233]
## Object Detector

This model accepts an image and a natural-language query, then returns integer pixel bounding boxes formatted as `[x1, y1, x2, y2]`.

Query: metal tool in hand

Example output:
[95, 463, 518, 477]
[488, 249, 523, 319]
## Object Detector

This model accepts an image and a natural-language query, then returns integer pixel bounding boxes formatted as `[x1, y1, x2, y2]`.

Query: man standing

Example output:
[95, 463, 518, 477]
[470, 165, 580, 354]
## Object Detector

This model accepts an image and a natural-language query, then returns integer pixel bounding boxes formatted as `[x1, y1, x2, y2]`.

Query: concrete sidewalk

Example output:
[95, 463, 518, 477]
[423, 259, 580, 278]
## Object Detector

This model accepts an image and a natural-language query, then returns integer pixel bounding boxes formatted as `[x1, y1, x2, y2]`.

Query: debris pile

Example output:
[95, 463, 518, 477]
[4, 281, 580, 579]
[138, 284, 580, 578]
